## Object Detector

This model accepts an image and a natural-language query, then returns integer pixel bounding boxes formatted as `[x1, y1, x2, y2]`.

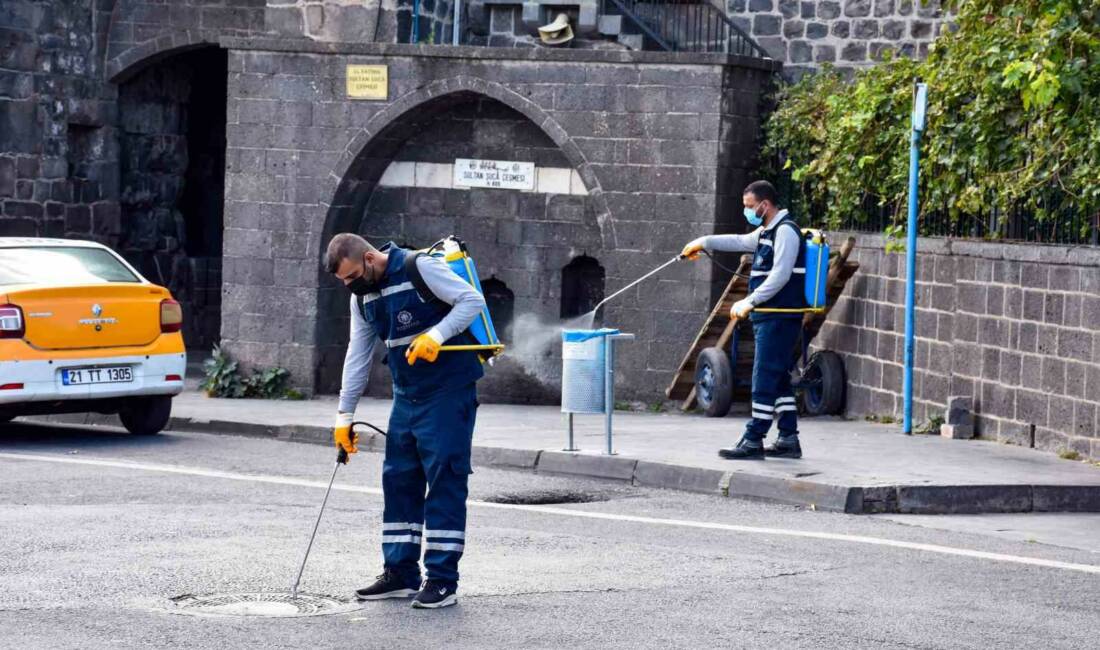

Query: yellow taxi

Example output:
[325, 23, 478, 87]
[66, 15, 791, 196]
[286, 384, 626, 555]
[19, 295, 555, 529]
[0, 238, 186, 434]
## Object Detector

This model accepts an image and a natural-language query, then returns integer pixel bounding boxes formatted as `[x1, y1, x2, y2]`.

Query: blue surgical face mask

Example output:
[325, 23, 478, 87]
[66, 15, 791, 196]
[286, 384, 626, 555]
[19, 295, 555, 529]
[743, 204, 764, 227]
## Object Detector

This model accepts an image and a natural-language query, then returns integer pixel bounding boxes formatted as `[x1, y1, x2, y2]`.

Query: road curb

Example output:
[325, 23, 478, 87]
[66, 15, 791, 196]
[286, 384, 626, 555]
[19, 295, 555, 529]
[18, 414, 1100, 515]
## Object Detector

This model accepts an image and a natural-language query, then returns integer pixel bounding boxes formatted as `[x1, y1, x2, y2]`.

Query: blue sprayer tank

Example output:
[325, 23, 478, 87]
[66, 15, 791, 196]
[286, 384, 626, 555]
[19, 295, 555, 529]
[437, 237, 503, 357]
[803, 230, 829, 310]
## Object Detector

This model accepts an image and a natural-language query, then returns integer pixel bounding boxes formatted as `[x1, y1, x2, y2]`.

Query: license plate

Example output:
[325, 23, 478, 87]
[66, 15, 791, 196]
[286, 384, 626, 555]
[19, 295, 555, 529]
[62, 366, 133, 386]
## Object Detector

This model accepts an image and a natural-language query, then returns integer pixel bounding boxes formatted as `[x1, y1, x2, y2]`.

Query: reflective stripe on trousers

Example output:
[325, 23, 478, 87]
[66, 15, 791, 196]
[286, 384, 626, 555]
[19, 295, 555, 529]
[381, 383, 477, 585]
[744, 319, 802, 441]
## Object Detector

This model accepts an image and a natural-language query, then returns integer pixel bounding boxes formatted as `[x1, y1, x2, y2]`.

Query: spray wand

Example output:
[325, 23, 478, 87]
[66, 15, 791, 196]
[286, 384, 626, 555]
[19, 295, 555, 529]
[589, 255, 684, 322]
[290, 421, 387, 600]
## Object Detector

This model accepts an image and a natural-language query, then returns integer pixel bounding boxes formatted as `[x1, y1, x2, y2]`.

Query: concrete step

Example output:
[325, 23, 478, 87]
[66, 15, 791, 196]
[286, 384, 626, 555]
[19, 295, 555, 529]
[616, 32, 643, 50]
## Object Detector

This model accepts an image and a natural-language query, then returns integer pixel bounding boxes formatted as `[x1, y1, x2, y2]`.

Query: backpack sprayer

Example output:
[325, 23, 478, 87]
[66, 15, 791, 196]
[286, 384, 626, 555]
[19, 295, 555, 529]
[752, 229, 830, 315]
[419, 237, 505, 361]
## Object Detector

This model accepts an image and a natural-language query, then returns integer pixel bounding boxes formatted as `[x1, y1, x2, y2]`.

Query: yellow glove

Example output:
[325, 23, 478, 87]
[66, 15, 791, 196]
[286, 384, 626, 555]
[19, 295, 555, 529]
[680, 237, 707, 260]
[334, 412, 358, 457]
[406, 330, 442, 366]
[730, 298, 754, 320]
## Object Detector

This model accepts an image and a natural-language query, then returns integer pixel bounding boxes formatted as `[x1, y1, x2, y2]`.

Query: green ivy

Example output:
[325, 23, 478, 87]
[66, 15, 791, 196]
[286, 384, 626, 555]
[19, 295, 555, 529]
[201, 344, 303, 400]
[763, 0, 1100, 235]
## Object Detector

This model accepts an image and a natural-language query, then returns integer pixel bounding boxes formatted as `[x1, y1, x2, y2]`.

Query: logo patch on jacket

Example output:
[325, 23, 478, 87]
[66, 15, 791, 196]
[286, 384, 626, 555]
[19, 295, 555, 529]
[397, 310, 414, 326]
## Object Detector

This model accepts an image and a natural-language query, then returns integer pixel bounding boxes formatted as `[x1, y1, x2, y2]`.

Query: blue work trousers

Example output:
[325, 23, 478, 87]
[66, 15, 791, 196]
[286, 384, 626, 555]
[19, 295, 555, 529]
[744, 318, 802, 442]
[382, 383, 477, 586]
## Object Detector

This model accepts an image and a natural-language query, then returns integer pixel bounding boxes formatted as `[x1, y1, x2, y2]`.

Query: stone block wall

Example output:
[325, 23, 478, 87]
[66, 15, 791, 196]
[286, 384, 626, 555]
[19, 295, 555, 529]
[266, 0, 390, 42]
[264, 0, 452, 45]
[816, 234, 1100, 461]
[1, 0, 118, 240]
[107, 0, 265, 69]
[1, 0, 266, 351]
[218, 41, 777, 401]
[726, 0, 951, 79]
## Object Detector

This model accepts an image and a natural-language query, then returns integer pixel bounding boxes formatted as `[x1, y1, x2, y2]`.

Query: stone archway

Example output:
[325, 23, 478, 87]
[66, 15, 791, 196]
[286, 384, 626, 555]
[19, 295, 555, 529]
[320, 75, 611, 244]
[314, 80, 608, 399]
[114, 45, 228, 352]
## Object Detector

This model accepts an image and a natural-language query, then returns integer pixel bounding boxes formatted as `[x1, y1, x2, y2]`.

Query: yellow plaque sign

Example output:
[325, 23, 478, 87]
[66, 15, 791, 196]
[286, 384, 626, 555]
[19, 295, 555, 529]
[346, 65, 388, 100]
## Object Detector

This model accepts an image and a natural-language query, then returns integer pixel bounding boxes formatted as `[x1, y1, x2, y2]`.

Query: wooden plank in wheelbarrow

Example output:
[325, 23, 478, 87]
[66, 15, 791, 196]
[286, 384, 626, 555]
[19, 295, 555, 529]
[665, 255, 754, 403]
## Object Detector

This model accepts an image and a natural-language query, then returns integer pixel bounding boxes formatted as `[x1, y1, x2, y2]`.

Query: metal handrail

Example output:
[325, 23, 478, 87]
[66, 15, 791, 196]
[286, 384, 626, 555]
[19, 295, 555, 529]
[601, 0, 769, 57]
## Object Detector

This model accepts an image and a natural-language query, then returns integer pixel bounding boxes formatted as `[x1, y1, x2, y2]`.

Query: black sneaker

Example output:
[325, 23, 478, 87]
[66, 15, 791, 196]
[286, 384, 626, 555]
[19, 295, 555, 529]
[411, 580, 458, 609]
[718, 439, 765, 460]
[355, 568, 420, 601]
[765, 437, 802, 459]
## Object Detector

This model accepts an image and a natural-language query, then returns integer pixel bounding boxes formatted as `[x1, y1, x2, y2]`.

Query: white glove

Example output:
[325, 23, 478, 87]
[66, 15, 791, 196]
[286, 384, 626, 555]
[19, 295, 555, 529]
[730, 298, 754, 320]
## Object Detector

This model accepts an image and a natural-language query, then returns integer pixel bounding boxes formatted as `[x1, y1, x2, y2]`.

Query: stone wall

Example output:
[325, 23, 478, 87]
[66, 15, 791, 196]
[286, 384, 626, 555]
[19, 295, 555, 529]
[817, 234, 1100, 461]
[727, 0, 950, 79]
[264, 0, 452, 45]
[1, 0, 266, 351]
[218, 40, 778, 401]
[1, 0, 119, 240]
[107, 0, 265, 76]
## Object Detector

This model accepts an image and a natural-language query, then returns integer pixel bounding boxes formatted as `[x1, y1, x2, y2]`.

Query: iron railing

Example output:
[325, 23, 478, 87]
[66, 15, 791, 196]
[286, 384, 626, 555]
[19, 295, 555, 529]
[840, 198, 1100, 246]
[600, 0, 769, 57]
[772, 162, 1100, 246]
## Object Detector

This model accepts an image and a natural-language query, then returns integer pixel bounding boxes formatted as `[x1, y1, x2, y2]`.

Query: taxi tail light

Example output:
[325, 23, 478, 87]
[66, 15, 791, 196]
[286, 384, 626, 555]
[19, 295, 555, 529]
[0, 305, 24, 339]
[160, 299, 183, 333]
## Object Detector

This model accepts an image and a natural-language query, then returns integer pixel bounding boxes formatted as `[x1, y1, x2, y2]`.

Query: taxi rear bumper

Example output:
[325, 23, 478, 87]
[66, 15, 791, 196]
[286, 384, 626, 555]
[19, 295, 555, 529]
[0, 352, 186, 408]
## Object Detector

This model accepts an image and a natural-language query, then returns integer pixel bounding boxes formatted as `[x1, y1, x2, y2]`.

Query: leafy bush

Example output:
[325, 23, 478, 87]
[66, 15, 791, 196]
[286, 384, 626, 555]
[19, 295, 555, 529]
[201, 344, 303, 400]
[764, 0, 1100, 235]
[201, 344, 244, 398]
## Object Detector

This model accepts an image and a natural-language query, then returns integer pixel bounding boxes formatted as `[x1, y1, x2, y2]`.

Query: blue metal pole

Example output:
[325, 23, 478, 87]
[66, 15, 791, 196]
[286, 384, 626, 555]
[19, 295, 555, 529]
[411, 0, 420, 43]
[902, 82, 928, 435]
[453, 0, 462, 45]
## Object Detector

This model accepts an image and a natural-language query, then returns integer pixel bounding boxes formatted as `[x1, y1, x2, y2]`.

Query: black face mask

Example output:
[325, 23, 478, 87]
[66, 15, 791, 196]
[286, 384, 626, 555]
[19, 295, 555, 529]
[346, 256, 376, 296]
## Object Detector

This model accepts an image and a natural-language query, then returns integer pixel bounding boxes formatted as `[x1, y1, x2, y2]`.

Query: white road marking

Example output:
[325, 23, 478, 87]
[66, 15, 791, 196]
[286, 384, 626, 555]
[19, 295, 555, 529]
[2, 451, 1098, 576]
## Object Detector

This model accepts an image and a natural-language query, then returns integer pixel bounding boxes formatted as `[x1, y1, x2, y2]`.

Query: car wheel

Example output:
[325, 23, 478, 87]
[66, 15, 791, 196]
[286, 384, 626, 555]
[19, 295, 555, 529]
[118, 396, 172, 435]
[799, 350, 846, 416]
[695, 347, 733, 418]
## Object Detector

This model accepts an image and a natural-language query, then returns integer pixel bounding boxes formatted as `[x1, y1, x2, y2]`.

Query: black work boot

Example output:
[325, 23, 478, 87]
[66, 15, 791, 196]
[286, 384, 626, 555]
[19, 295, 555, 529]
[765, 436, 803, 459]
[411, 580, 458, 609]
[355, 568, 421, 601]
[718, 439, 765, 460]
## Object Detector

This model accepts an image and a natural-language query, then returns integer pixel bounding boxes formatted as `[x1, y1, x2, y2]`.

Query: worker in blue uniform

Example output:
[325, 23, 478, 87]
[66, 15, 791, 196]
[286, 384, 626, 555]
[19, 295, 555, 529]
[681, 180, 807, 460]
[324, 233, 485, 609]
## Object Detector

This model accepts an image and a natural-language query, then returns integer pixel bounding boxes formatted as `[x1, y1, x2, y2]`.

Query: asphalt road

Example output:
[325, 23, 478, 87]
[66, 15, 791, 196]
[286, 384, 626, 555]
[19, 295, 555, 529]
[1, 421, 1098, 650]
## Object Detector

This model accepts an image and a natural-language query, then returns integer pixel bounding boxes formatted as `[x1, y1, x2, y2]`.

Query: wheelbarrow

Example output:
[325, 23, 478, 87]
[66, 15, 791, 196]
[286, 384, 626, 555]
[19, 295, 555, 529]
[665, 237, 859, 418]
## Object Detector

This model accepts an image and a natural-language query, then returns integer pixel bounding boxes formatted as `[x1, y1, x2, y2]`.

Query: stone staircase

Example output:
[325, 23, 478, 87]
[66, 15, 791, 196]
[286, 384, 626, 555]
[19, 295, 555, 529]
[468, 0, 767, 56]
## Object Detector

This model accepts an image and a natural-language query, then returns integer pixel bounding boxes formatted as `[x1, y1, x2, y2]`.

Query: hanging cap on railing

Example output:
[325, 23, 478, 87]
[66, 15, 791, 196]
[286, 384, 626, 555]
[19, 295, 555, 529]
[538, 13, 574, 45]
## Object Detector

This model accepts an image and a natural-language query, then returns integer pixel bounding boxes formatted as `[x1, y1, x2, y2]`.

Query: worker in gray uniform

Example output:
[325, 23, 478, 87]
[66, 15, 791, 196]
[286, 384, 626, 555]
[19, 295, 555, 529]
[681, 180, 808, 460]
[324, 233, 486, 609]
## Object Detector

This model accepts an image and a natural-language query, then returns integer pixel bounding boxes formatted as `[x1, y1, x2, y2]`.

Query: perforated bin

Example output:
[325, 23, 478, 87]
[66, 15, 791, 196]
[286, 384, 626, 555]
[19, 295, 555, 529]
[561, 328, 621, 414]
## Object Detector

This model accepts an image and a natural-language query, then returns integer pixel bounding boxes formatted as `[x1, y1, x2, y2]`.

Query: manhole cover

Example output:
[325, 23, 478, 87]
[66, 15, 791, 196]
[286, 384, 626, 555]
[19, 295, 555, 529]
[167, 592, 360, 618]
[482, 489, 607, 505]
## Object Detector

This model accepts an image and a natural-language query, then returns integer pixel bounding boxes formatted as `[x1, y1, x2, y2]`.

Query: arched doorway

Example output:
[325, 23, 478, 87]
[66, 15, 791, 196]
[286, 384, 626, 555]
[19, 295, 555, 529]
[315, 90, 602, 398]
[115, 46, 227, 353]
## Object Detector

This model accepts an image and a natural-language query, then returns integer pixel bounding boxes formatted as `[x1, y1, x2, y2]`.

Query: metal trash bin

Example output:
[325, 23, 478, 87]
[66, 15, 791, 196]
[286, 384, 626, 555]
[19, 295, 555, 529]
[561, 329, 617, 414]
[560, 328, 634, 454]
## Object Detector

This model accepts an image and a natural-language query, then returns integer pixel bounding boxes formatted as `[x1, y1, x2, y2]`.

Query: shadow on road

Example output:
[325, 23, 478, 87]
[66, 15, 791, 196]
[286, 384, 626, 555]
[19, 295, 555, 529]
[0, 420, 181, 451]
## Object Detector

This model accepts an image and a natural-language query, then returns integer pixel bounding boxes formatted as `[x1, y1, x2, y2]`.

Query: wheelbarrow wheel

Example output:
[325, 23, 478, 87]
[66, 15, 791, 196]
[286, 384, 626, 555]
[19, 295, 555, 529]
[695, 347, 733, 418]
[800, 350, 846, 416]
